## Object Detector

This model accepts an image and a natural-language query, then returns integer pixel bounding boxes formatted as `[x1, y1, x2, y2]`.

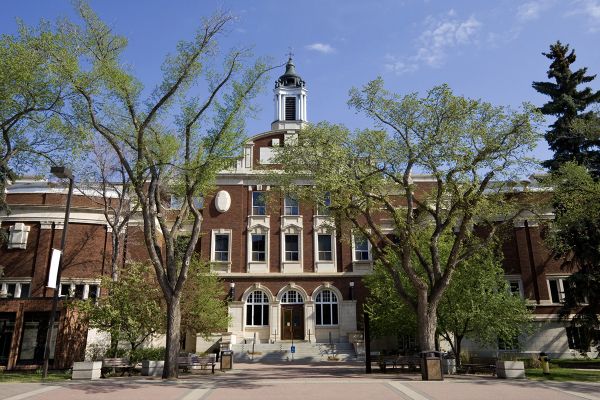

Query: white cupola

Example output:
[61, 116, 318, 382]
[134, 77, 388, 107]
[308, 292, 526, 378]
[271, 57, 307, 131]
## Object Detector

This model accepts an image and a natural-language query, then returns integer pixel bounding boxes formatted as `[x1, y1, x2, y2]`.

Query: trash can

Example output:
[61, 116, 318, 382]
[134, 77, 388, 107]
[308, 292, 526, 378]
[220, 350, 233, 371]
[420, 351, 443, 381]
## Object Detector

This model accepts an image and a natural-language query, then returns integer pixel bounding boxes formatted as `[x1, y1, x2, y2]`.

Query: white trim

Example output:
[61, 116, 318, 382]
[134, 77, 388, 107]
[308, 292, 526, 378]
[58, 280, 101, 300]
[505, 275, 524, 298]
[210, 229, 232, 272]
[546, 276, 569, 304]
[0, 279, 32, 298]
[352, 233, 372, 262]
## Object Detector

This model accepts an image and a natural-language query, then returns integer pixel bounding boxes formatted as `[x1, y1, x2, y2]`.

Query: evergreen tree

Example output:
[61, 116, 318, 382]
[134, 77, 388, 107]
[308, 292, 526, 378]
[532, 41, 600, 175]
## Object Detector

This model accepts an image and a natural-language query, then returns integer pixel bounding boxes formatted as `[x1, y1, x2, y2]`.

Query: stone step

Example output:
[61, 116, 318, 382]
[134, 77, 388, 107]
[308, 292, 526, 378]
[231, 342, 358, 363]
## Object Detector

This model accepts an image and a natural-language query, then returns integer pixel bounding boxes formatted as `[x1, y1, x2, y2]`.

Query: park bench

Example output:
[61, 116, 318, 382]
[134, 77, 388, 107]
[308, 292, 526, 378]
[461, 357, 497, 375]
[378, 355, 421, 373]
[101, 357, 132, 378]
[178, 353, 216, 374]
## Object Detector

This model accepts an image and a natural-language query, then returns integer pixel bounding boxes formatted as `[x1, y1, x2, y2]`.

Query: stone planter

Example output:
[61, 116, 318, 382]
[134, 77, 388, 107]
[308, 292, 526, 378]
[496, 360, 525, 379]
[72, 361, 102, 380]
[141, 360, 164, 376]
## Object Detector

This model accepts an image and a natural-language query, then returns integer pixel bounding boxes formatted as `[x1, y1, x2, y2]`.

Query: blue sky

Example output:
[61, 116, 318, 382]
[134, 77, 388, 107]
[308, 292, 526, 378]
[4, 0, 600, 171]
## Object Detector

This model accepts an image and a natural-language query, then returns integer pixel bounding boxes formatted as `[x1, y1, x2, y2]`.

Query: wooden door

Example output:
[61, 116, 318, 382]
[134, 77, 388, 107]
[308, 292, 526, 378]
[281, 305, 304, 340]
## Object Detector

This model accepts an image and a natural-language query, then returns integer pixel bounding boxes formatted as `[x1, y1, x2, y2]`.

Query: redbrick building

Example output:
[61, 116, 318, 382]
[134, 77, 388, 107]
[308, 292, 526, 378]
[0, 60, 594, 371]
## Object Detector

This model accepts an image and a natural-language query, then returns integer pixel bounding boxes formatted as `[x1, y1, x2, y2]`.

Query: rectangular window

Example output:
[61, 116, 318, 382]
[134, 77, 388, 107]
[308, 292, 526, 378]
[566, 326, 588, 350]
[252, 191, 266, 215]
[0, 283, 31, 299]
[316, 303, 339, 325]
[245, 304, 269, 326]
[19, 284, 30, 298]
[318, 234, 332, 261]
[317, 192, 331, 215]
[285, 96, 296, 121]
[214, 234, 230, 262]
[6, 284, 16, 298]
[507, 279, 523, 297]
[354, 235, 370, 261]
[284, 195, 299, 215]
[285, 234, 300, 261]
[88, 285, 99, 300]
[548, 278, 565, 303]
[60, 284, 72, 298]
[251, 234, 267, 262]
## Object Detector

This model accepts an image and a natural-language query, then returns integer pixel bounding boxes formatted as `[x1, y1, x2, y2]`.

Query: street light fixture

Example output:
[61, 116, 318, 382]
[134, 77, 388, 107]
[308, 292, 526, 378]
[42, 166, 74, 378]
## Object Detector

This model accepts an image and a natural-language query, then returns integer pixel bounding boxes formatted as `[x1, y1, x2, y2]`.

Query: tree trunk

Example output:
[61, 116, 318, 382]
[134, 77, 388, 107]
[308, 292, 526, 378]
[454, 334, 463, 367]
[416, 290, 437, 352]
[162, 295, 181, 379]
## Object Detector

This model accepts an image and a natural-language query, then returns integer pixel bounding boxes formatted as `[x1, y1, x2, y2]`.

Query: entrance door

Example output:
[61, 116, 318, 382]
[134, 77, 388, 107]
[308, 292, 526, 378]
[281, 305, 304, 340]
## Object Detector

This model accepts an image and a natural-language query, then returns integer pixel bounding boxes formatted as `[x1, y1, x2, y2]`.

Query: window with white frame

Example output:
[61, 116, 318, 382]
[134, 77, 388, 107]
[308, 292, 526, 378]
[251, 234, 267, 261]
[315, 289, 338, 325]
[284, 234, 300, 261]
[246, 290, 269, 326]
[353, 234, 371, 261]
[284, 195, 299, 215]
[252, 191, 266, 215]
[506, 278, 523, 298]
[281, 290, 303, 304]
[548, 277, 568, 303]
[0, 281, 31, 298]
[317, 234, 333, 261]
[212, 231, 230, 262]
[317, 192, 331, 215]
[59, 282, 100, 300]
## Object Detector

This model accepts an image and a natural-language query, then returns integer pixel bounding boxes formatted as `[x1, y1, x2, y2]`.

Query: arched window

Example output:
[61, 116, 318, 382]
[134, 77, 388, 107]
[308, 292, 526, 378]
[246, 290, 269, 326]
[281, 290, 304, 304]
[315, 289, 338, 326]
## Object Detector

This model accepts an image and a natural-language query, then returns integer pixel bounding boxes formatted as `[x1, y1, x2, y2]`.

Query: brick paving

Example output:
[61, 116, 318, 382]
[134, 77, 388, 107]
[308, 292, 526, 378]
[0, 363, 599, 400]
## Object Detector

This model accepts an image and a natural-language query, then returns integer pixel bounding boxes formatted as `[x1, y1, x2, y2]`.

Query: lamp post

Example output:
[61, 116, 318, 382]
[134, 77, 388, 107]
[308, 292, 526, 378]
[42, 167, 74, 378]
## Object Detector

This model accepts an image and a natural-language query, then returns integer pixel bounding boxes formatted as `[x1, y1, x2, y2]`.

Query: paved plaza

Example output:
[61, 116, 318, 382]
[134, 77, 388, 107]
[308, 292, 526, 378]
[1, 364, 599, 400]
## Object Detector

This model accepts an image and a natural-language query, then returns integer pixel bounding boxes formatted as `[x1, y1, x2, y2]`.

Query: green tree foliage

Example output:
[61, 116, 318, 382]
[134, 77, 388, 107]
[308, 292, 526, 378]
[181, 260, 230, 339]
[365, 233, 532, 364]
[437, 243, 531, 364]
[546, 162, 600, 352]
[75, 262, 165, 354]
[0, 22, 81, 212]
[275, 81, 540, 354]
[55, 1, 275, 378]
[532, 41, 600, 175]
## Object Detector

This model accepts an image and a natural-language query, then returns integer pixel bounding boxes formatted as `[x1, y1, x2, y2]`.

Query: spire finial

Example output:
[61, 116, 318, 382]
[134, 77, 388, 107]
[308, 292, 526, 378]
[287, 47, 294, 61]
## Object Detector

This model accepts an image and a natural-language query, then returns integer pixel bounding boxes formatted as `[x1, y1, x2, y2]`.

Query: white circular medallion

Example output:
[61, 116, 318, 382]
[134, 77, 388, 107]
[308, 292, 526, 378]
[214, 190, 231, 213]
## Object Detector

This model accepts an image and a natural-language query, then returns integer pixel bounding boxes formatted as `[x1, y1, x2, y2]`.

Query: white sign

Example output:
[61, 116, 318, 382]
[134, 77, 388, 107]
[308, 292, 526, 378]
[47, 248, 62, 289]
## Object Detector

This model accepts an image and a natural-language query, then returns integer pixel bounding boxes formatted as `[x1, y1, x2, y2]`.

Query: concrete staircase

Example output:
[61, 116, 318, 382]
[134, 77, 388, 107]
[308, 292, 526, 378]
[231, 341, 358, 363]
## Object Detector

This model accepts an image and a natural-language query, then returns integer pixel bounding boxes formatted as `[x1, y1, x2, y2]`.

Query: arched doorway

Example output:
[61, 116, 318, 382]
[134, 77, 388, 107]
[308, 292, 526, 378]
[280, 290, 304, 340]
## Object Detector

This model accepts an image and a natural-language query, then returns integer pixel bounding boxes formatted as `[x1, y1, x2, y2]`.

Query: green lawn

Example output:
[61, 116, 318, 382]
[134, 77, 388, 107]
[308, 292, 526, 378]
[526, 367, 600, 382]
[0, 371, 71, 383]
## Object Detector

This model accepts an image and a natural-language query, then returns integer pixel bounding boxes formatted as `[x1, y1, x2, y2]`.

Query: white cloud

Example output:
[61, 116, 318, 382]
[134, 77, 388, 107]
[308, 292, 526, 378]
[516, 1, 553, 21]
[305, 43, 335, 54]
[386, 11, 481, 74]
[568, 0, 600, 30]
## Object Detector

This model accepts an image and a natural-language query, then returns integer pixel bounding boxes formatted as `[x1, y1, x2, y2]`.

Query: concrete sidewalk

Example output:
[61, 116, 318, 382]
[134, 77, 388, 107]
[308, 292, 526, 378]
[1, 363, 598, 400]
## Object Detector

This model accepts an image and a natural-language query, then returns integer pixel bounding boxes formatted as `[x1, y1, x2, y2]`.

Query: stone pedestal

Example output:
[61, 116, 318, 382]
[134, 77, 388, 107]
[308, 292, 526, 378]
[141, 360, 164, 376]
[496, 361, 525, 379]
[72, 361, 102, 380]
